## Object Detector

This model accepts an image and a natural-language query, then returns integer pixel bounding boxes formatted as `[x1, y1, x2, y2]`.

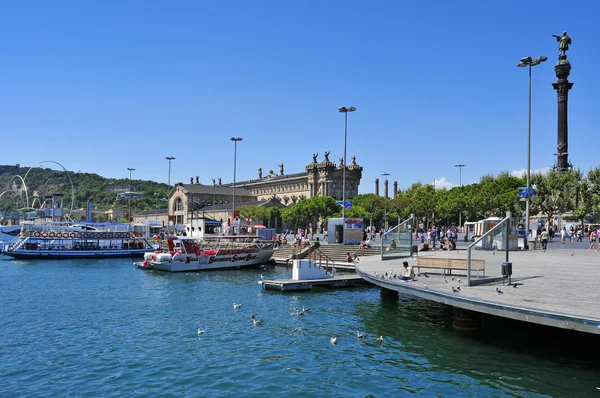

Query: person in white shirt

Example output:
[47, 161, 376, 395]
[401, 261, 415, 280]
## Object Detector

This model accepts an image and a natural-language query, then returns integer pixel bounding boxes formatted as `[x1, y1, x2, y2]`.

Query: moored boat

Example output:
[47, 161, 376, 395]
[2, 221, 156, 259]
[150, 235, 276, 272]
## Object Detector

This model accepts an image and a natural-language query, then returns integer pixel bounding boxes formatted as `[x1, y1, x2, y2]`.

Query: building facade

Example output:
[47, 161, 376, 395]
[160, 153, 363, 228]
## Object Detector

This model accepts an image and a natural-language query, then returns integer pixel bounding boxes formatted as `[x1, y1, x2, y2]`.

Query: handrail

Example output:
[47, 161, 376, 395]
[467, 213, 510, 286]
[381, 214, 414, 260]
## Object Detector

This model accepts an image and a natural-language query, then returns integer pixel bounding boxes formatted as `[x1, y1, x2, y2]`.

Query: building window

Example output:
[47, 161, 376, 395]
[176, 198, 183, 211]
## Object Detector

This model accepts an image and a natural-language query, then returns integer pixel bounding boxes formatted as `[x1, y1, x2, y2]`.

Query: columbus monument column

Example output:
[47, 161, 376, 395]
[551, 31, 573, 172]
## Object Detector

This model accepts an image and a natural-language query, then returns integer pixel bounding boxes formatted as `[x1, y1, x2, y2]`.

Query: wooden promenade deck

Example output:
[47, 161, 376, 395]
[260, 274, 370, 292]
[356, 249, 600, 335]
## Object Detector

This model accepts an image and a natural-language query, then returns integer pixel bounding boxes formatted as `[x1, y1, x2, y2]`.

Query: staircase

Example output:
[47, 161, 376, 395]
[271, 242, 382, 266]
[316, 245, 381, 263]
[271, 243, 310, 265]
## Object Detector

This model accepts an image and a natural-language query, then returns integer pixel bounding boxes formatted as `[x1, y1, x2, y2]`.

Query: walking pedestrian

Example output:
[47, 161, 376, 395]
[591, 228, 599, 251]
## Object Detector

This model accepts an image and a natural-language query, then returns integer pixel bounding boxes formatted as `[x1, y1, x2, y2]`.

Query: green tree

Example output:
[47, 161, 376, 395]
[351, 193, 387, 230]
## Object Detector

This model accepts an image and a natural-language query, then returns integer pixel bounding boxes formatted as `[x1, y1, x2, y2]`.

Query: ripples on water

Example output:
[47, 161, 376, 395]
[1, 256, 599, 397]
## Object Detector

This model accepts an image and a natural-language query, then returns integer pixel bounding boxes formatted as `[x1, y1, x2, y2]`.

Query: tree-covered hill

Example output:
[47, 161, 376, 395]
[0, 164, 169, 213]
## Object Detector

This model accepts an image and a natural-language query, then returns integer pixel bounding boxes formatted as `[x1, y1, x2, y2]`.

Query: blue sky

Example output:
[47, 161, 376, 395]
[1, 0, 598, 193]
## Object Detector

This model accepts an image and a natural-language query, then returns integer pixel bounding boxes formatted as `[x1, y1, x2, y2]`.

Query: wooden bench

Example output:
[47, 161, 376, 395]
[416, 257, 485, 277]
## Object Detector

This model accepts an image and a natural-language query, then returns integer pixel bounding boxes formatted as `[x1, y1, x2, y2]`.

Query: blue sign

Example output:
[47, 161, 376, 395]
[336, 201, 352, 209]
[518, 188, 535, 199]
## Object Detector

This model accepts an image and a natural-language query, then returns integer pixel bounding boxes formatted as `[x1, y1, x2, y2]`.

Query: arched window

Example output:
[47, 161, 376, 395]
[176, 198, 183, 211]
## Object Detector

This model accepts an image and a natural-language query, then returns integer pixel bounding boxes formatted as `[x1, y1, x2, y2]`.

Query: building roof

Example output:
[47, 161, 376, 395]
[179, 183, 252, 196]
[200, 198, 284, 211]
[234, 172, 306, 186]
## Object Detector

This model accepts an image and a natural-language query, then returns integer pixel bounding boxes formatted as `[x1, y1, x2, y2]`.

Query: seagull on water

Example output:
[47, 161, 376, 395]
[375, 335, 384, 343]
[496, 287, 504, 294]
[452, 287, 459, 293]
[197, 328, 205, 335]
[297, 310, 305, 317]
[233, 303, 243, 309]
[571, 252, 574, 256]
[330, 336, 337, 345]
[357, 331, 366, 339]
[253, 319, 264, 326]
[458, 278, 462, 283]
[451, 276, 455, 281]
[423, 283, 428, 289]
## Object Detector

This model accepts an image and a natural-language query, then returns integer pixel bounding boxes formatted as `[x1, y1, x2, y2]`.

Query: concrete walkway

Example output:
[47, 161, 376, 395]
[355, 246, 600, 334]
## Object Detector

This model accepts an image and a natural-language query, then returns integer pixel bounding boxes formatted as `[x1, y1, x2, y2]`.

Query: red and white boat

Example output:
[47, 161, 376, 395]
[148, 235, 276, 272]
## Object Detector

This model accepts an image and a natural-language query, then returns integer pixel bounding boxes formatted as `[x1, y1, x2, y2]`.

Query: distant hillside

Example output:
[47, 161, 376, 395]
[0, 164, 169, 214]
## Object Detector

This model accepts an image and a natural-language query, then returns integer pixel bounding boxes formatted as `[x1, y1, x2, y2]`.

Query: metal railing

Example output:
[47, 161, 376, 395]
[467, 212, 511, 286]
[381, 214, 414, 260]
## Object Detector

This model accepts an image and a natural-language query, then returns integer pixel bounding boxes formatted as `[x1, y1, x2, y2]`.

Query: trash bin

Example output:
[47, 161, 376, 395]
[411, 245, 418, 256]
[501, 262, 512, 285]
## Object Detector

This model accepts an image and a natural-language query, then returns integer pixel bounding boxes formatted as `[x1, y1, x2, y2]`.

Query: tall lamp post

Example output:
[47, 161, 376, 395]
[127, 167, 135, 224]
[382, 173, 390, 229]
[165, 156, 175, 231]
[454, 164, 465, 230]
[338, 106, 356, 220]
[518, 55, 547, 249]
[230, 137, 243, 235]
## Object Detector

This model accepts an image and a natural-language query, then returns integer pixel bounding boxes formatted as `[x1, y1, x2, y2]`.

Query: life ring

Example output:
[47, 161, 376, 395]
[100, 233, 106, 239]
[49, 232, 55, 238]
[34, 231, 41, 238]
[70, 232, 76, 238]
[76, 232, 82, 238]
[42, 231, 48, 238]
[63, 232, 69, 238]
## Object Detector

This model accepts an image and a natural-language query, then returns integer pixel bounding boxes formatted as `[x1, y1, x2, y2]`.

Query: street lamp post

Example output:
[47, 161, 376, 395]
[212, 178, 216, 219]
[165, 156, 175, 231]
[127, 167, 135, 225]
[518, 55, 548, 249]
[382, 173, 390, 229]
[230, 137, 243, 235]
[338, 106, 356, 220]
[454, 164, 465, 229]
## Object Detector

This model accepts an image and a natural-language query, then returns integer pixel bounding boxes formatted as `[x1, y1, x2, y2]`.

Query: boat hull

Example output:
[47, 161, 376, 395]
[152, 249, 274, 272]
[4, 249, 150, 259]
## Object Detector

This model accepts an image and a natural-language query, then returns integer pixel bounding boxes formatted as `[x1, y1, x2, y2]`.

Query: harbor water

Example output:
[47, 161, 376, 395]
[1, 256, 599, 397]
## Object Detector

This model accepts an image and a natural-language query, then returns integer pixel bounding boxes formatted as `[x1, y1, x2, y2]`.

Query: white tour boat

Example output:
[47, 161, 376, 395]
[2, 221, 156, 259]
[148, 235, 276, 272]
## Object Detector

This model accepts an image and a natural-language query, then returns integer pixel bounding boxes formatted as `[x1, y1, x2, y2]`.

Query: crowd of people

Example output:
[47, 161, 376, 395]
[415, 226, 460, 251]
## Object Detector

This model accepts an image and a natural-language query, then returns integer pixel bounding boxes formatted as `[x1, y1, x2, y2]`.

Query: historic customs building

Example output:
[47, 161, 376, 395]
[135, 153, 363, 229]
